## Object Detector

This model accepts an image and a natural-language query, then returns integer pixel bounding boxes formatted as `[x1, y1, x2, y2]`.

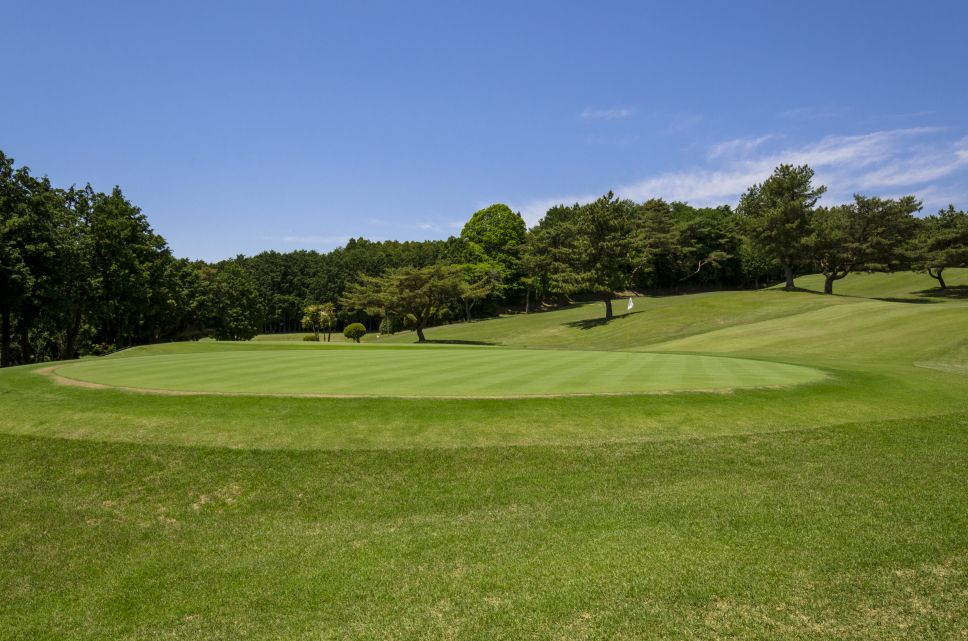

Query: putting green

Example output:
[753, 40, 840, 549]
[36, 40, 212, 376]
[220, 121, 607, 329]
[52, 346, 825, 397]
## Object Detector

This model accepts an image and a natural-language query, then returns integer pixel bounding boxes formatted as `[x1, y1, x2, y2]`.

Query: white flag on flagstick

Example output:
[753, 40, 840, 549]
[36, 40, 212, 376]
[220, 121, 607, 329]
[627, 297, 634, 311]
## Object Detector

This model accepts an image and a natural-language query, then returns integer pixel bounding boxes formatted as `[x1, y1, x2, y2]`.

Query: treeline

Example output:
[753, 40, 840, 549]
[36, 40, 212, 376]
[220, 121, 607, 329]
[3, 151, 967, 362]
[521, 165, 966, 319]
[0, 150, 267, 366]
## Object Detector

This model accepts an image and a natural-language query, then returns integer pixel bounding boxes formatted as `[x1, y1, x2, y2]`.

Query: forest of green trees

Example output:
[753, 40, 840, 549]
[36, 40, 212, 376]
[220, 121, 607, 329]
[2, 150, 966, 365]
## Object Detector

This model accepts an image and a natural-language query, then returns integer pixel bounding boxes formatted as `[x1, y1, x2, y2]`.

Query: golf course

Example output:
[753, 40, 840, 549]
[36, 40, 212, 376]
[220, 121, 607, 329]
[6, 3, 968, 637]
[2, 270, 967, 639]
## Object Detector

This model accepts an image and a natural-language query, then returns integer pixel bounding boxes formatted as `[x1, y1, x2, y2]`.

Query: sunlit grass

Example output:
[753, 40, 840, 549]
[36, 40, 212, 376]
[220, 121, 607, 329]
[1, 270, 967, 639]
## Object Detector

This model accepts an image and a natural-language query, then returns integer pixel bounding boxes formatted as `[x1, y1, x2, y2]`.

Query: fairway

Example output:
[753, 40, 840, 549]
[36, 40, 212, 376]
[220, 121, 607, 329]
[3, 272, 968, 640]
[51, 346, 824, 397]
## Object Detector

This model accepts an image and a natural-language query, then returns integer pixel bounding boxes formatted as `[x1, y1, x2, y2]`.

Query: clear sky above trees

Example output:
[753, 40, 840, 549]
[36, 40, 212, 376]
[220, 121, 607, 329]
[2, 1, 967, 260]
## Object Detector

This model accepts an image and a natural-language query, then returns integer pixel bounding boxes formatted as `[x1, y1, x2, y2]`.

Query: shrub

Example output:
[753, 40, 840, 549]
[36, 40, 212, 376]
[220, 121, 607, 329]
[91, 342, 116, 357]
[302, 335, 320, 342]
[379, 316, 400, 335]
[343, 323, 367, 343]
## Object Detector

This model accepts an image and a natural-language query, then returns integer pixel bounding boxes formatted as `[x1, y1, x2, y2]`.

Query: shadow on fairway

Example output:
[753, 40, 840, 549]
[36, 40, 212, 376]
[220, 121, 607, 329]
[875, 297, 942, 304]
[776, 286, 827, 295]
[913, 285, 968, 300]
[565, 310, 644, 330]
[420, 339, 497, 346]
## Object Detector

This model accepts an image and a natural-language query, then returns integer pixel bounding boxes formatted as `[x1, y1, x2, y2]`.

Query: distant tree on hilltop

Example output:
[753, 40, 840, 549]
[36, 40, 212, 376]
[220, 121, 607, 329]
[340, 264, 464, 342]
[738, 164, 826, 290]
[912, 205, 968, 289]
[808, 195, 920, 294]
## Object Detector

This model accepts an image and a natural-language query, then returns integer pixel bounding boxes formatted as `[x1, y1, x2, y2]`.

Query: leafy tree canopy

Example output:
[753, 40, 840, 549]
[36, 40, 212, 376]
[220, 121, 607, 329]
[808, 194, 921, 294]
[738, 164, 826, 289]
[302, 302, 336, 341]
[460, 204, 526, 272]
[912, 205, 968, 289]
[340, 264, 465, 342]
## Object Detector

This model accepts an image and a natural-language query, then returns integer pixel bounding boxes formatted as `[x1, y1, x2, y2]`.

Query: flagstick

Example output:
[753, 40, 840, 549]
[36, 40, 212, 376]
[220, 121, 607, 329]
[625, 296, 633, 354]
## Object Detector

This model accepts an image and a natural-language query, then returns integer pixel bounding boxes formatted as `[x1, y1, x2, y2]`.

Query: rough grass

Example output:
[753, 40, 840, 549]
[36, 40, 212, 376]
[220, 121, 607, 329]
[1, 270, 967, 640]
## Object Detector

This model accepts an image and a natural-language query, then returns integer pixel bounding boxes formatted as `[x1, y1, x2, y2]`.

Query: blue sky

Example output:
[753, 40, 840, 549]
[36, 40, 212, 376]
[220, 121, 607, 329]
[3, 0, 967, 261]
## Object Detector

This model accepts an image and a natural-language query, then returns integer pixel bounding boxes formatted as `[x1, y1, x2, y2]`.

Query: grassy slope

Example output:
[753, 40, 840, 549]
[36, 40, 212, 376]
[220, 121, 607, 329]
[2, 270, 968, 640]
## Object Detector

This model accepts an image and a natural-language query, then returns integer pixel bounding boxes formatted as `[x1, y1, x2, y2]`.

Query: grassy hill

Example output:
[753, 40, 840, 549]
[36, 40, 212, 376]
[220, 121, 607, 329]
[1, 270, 967, 639]
[374, 268, 968, 350]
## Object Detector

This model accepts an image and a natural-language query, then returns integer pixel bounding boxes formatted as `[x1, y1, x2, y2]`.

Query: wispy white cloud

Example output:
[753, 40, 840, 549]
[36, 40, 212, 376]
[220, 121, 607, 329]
[513, 127, 968, 224]
[707, 134, 777, 160]
[579, 106, 634, 121]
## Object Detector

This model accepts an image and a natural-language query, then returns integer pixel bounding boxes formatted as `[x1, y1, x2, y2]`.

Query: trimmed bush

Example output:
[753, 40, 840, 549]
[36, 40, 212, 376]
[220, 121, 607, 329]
[343, 323, 367, 343]
[302, 335, 320, 342]
[379, 316, 400, 335]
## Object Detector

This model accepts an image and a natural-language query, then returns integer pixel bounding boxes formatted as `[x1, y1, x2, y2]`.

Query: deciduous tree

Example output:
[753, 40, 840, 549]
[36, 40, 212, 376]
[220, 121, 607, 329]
[302, 302, 336, 342]
[460, 204, 526, 273]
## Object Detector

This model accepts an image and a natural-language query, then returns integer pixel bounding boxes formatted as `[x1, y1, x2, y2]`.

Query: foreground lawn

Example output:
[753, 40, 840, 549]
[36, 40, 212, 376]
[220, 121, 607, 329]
[1, 271, 967, 639]
[3, 414, 967, 640]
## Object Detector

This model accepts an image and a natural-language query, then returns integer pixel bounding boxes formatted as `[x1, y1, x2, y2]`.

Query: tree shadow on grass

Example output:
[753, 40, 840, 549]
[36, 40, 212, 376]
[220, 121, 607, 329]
[776, 286, 828, 295]
[565, 310, 645, 330]
[421, 339, 498, 346]
[912, 286, 968, 300]
[874, 297, 941, 304]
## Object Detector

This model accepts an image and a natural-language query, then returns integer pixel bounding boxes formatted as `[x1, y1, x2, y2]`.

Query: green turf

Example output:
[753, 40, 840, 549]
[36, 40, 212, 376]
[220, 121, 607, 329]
[53, 346, 824, 397]
[1, 270, 967, 639]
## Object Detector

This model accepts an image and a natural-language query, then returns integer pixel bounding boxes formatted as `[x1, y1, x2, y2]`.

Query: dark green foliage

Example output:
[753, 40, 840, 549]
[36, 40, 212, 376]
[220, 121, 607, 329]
[341, 264, 465, 342]
[342, 322, 366, 343]
[378, 315, 401, 335]
[528, 193, 648, 319]
[201, 261, 262, 341]
[738, 238, 778, 289]
[1, 147, 960, 358]
[912, 205, 968, 289]
[738, 164, 826, 289]
[808, 195, 921, 294]
[460, 204, 526, 267]
[1, 154, 192, 365]
[84, 186, 174, 347]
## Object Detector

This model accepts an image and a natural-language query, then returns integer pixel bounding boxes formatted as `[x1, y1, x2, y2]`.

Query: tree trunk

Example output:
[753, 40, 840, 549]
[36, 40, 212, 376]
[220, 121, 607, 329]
[0, 306, 10, 368]
[61, 308, 83, 361]
[823, 274, 835, 295]
[782, 262, 795, 290]
[19, 324, 32, 365]
[603, 296, 614, 320]
[928, 268, 947, 289]
[524, 287, 531, 314]
[464, 300, 472, 323]
[415, 325, 426, 343]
